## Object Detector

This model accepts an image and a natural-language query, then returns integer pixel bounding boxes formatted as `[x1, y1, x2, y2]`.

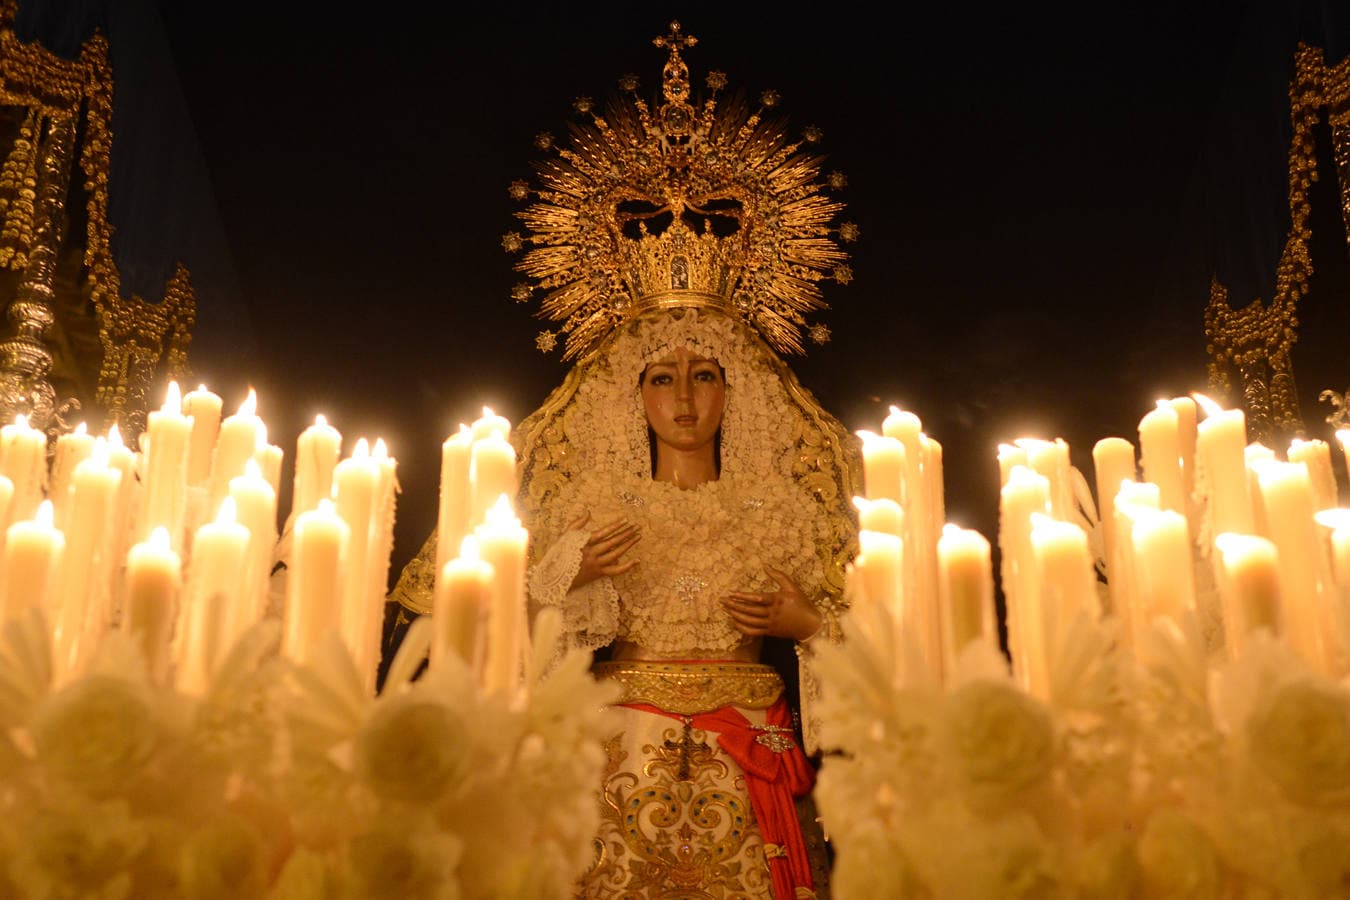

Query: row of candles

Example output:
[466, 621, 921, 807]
[0, 380, 530, 699]
[855, 389, 1350, 695]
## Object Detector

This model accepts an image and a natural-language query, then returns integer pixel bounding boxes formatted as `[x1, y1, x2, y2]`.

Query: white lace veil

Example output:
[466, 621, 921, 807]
[515, 307, 860, 620]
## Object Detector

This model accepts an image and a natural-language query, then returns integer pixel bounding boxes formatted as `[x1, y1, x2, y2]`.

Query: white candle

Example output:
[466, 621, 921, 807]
[1253, 461, 1330, 672]
[183, 384, 223, 486]
[0, 414, 47, 520]
[469, 433, 517, 528]
[49, 422, 93, 531]
[1092, 437, 1136, 583]
[1139, 400, 1185, 513]
[177, 497, 251, 693]
[1215, 532, 1282, 657]
[1110, 480, 1161, 653]
[1031, 513, 1098, 636]
[1315, 510, 1350, 588]
[1028, 514, 1096, 698]
[292, 413, 342, 516]
[477, 495, 528, 695]
[858, 431, 905, 505]
[252, 425, 284, 500]
[855, 529, 904, 616]
[1169, 395, 1198, 506]
[999, 464, 1049, 694]
[228, 459, 278, 630]
[437, 424, 474, 582]
[0, 499, 61, 619]
[470, 406, 512, 442]
[53, 440, 122, 674]
[433, 535, 492, 668]
[1019, 437, 1072, 519]
[1246, 443, 1276, 537]
[1194, 395, 1253, 537]
[210, 388, 263, 512]
[0, 475, 15, 564]
[1289, 439, 1338, 512]
[853, 496, 904, 537]
[123, 525, 180, 683]
[1336, 430, 1350, 492]
[139, 383, 192, 552]
[997, 443, 1028, 487]
[283, 498, 348, 665]
[937, 524, 995, 665]
[334, 438, 379, 681]
[1130, 507, 1196, 628]
[359, 438, 399, 691]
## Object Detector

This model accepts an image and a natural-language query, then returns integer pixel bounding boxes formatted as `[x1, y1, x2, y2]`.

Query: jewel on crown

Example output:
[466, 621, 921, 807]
[505, 21, 858, 360]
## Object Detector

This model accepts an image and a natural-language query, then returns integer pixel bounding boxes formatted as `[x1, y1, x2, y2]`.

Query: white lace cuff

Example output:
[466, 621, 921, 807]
[527, 529, 620, 654]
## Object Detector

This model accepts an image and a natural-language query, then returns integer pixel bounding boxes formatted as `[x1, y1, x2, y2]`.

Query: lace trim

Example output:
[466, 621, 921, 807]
[526, 528, 620, 655]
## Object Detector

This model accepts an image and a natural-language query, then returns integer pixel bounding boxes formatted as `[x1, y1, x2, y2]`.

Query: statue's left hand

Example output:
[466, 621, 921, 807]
[722, 566, 822, 642]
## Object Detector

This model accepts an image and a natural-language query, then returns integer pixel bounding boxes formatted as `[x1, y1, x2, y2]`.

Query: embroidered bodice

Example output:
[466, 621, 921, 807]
[527, 469, 826, 657]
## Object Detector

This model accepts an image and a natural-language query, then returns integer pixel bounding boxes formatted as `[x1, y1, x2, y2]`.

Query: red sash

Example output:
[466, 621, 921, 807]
[625, 697, 815, 900]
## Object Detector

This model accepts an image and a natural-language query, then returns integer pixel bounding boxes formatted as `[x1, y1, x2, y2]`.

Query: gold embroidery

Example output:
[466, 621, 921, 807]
[594, 660, 783, 714]
[751, 724, 796, 754]
[582, 715, 772, 898]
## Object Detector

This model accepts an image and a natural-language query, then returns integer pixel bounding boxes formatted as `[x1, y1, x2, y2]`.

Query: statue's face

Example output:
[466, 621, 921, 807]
[640, 346, 725, 457]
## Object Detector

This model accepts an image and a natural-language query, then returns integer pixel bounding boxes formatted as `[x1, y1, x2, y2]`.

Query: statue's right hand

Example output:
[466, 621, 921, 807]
[568, 514, 641, 590]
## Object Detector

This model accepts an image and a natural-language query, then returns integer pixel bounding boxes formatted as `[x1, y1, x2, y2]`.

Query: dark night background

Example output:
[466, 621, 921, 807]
[14, 1, 1350, 590]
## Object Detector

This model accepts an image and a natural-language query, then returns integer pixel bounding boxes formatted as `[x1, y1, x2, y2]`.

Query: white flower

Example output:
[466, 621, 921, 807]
[7, 800, 147, 900]
[344, 819, 461, 900]
[945, 679, 1054, 808]
[1247, 677, 1350, 805]
[178, 814, 267, 900]
[29, 674, 158, 797]
[267, 848, 339, 900]
[1289, 815, 1350, 898]
[829, 819, 926, 899]
[1072, 830, 1140, 900]
[353, 695, 468, 807]
[920, 811, 1062, 899]
[1137, 809, 1224, 900]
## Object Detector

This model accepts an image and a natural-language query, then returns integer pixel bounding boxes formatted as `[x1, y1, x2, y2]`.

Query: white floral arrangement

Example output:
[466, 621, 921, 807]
[813, 599, 1350, 899]
[0, 606, 617, 900]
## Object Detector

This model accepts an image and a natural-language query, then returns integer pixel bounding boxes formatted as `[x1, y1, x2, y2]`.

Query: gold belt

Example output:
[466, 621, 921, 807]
[593, 660, 784, 714]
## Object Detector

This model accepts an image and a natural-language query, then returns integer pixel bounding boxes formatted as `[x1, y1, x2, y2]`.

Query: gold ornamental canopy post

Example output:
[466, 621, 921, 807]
[0, 0, 195, 440]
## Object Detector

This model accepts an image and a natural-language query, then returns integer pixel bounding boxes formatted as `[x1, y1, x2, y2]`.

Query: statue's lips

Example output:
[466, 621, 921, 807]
[674, 415, 697, 425]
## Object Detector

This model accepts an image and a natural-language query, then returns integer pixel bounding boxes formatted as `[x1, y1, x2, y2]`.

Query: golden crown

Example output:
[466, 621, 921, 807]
[503, 21, 857, 360]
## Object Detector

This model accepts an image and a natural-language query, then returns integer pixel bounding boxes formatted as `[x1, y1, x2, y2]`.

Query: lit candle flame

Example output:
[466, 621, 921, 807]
[148, 525, 173, 552]
[73, 422, 87, 436]
[244, 457, 263, 479]
[216, 495, 238, 525]
[458, 534, 480, 562]
[89, 436, 110, 468]
[1314, 509, 1350, 531]
[353, 437, 370, 459]
[238, 388, 257, 417]
[13, 413, 26, 428]
[1192, 392, 1224, 419]
[35, 499, 53, 528]
[314, 413, 328, 428]
[485, 493, 519, 527]
[163, 381, 181, 413]
[373, 437, 389, 459]
[108, 423, 123, 449]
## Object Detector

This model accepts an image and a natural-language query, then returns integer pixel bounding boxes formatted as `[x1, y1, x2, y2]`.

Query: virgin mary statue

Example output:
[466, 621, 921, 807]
[389, 22, 861, 899]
